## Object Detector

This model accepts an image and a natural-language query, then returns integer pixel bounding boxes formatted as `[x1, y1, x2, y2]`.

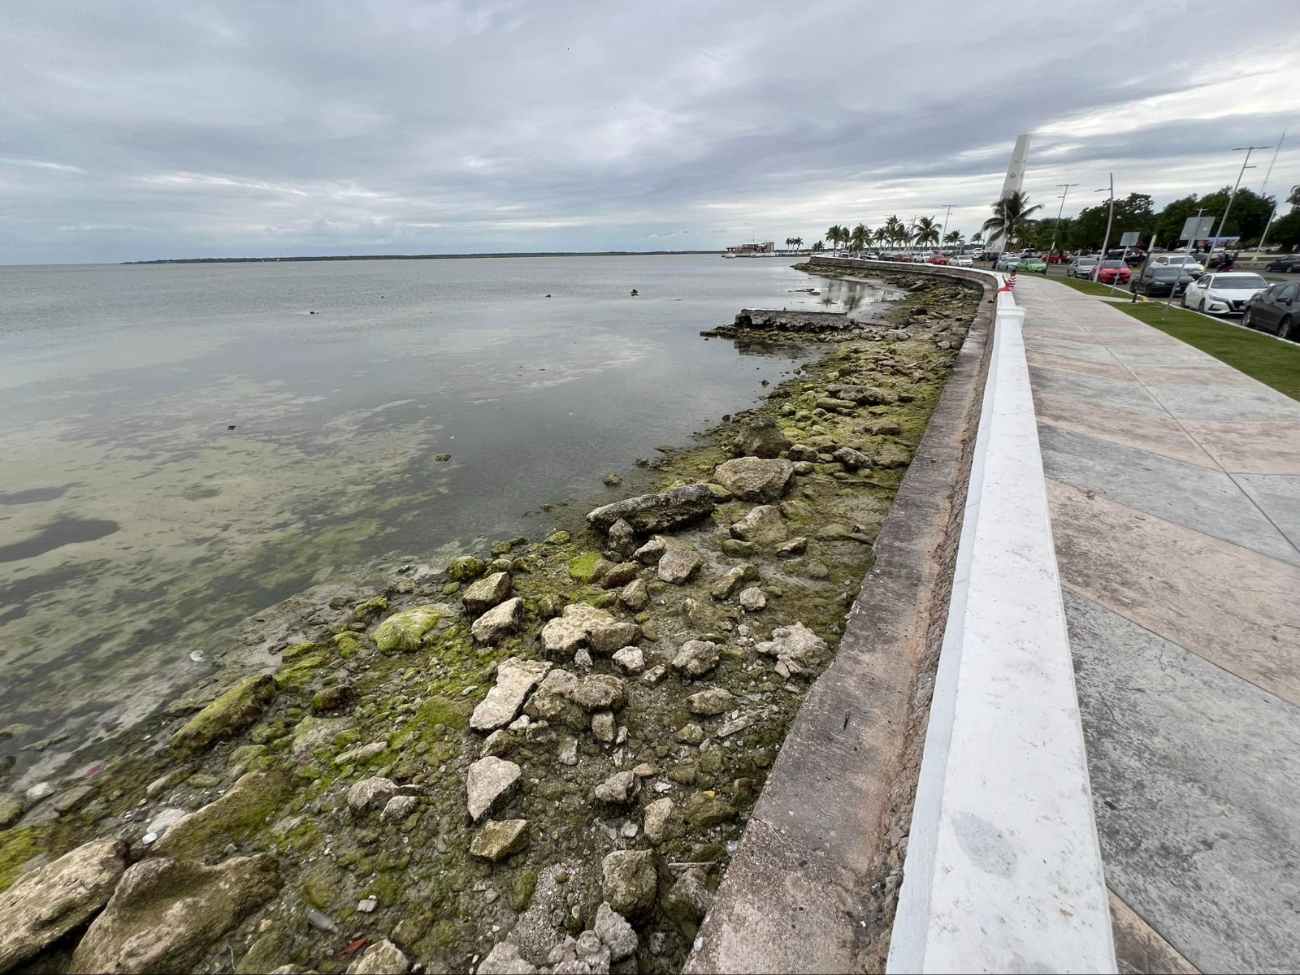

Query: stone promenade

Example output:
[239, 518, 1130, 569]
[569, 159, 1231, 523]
[1014, 276, 1300, 975]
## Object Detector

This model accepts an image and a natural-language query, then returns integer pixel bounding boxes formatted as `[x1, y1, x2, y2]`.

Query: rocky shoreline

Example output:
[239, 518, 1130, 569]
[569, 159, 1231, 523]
[0, 270, 981, 975]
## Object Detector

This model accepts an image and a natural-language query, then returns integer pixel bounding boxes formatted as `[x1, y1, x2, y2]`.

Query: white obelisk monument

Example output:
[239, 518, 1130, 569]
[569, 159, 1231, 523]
[988, 133, 1031, 253]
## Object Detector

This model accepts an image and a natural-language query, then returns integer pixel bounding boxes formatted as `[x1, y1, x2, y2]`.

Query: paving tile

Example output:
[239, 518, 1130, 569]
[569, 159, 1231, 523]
[1234, 474, 1300, 553]
[1124, 364, 1260, 387]
[1047, 479, 1300, 705]
[1039, 426, 1300, 565]
[1146, 384, 1300, 422]
[1066, 591, 1300, 975]
[1105, 345, 1219, 366]
[1028, 366, 1167, 416]
[1108, 891, 1200, 975]
[1025, 351, 1136, 382]
[1022, 336, 1115, 361]
[1178, 420, 1300, 475]
[1034, 395, 1220, 469]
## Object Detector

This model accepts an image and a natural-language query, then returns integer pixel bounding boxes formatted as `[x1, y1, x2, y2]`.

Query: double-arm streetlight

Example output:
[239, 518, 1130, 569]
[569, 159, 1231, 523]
[1211, 145, 1271, 251]
[1092, 174, 1115, 282]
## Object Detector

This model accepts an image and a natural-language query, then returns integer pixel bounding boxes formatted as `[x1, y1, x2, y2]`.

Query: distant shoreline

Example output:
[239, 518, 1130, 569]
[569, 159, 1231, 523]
[122, 250, 722, 265]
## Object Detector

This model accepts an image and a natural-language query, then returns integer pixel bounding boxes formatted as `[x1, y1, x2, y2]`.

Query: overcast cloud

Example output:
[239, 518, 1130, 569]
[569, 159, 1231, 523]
[3, 0, 1300, 264]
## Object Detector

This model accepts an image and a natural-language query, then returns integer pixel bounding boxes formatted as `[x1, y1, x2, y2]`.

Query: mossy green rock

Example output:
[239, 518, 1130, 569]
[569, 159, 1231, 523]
[332, 632, 361, 657]
[280, 641, 317, 661]
[374, 606, 447, 653]
[152, 771, 290, 859]
[447, 557, 487, 583]
[567, 552, 609, 584]
[171, 675, 277, 755]
[352, 596, 390, 622]
[274, 651, 328, 692]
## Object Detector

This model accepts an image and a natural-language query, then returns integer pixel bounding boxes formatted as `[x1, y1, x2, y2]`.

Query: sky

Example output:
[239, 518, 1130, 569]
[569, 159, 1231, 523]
[3, 1, 1300, 264]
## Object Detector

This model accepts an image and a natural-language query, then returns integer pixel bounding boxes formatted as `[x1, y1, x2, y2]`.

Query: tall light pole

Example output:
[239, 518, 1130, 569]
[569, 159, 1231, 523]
[1255, 129, 1287, 256]
[1092, 174, 1115, 281]
[939, 203, 957, 251]
[1048, 183, 1079, 259]
[1212, 145, 1271, 250]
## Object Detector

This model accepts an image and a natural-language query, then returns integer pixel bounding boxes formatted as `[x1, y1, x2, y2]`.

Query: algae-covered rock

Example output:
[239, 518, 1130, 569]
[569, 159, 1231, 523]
[730, 505, 786, 545]
[710, 564, 759, 600]
[600, 562, 640, 590]
[567, 553, 611, 585]
[346, 939, 408, 974]
[447, 556, 487, 583]
[0, 794, 23, 830]
[153, 771, 290, 859]
[600, 850, 657, 919]
[656, 545, 702, 585]
[875, 442, 913, 468]
[274, 650, 329, 692]
[663, 867, 713, 939]
[170, 674, 277, 754]
[687, 688, 734, 716]
[832, 446, 872, 471]
[586, 484, 716, 534]
[373, 606, 446, 653]
[672, 640, 719, 678]
[462, 571, 512, 616]
[712, 457, 796, 502]
[470, 820, 530, 862]
[682, 792, 738, 828]
[0, 838, 127, 972]
[71, 854, 281, 974]
[732, 416, 792, 459]
[352, 596, 389, 622]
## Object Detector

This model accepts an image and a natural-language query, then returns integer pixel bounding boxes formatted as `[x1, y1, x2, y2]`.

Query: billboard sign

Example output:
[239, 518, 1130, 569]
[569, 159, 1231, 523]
[1119, 231, 1140, 247]
[1179, 216, 1215, 241]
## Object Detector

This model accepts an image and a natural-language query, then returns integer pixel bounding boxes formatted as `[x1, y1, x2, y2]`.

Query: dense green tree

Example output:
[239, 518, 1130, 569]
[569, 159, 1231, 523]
[1151, 187, 1274, 246]
[1267, 210, 1300, 249]
[849, 223, 870, 253]
[1069, 193, 1154, 251]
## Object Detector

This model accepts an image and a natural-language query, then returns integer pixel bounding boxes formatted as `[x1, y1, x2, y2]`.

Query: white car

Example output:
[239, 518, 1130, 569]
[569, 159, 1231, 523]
[995, 253, 1020, 271]
[1150, 254, 1205, 276]
[951, 254, 974, 267]
[1180, 272, 1268, 316]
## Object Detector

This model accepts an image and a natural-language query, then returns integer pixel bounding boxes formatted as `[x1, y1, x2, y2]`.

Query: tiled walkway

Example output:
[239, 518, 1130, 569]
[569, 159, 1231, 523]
[1014, 277, 1300, 975]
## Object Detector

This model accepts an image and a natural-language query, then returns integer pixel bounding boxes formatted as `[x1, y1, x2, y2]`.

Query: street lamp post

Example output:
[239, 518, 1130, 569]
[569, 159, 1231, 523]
[1254, 128, 1287, 257]
[939, 203, 956, 253]
[1047, 182, 1079, 260]
[1092, 174, 1115, 282]
[1212, 145, 1271, 252]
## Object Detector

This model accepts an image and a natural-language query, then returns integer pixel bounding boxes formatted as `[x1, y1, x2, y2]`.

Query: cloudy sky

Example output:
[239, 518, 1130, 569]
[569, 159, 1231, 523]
[4, 0, 1299, 264]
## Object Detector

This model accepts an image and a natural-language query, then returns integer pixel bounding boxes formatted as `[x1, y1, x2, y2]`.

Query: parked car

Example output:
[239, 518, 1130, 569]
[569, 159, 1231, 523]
[1096, 260, 1131, 285]
[928, 251, 949, 265]
[1130, 265, 1196, 297]
[1180, 272, 1268, 315]
[995, 252, 1021, 271]
[1067, 256, 1099, 279]
[1046, 251, 1070, 264]
[1243, 282, 1300, 339]
[951, 254, 974, 267]
[1264, 255, 1300, 273]
[1149, 254, 1205, 276]
[1017, 256, 1048, 274]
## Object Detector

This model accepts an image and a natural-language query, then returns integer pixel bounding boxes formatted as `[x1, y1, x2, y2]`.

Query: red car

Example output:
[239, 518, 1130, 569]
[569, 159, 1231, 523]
[927, 251, 949, 265]
[1047, 251, 1070, 264]
[1095, 260, 1131, 284]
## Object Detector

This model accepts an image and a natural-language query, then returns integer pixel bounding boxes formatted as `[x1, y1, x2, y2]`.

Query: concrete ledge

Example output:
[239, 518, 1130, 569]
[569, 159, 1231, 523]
[685, 261, 998, 974]
[886, 278, 1116, 973]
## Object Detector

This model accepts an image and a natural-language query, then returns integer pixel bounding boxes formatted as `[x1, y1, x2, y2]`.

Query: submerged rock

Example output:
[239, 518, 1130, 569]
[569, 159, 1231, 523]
[732, 416, 792, 459]
[71, 855, 281, 974]
[0, 838, 127, 973]
[373, 606, 447, 653]
[586, 484, 716, 534]
[467, 757, 522, 822]
[712, 457, 796, 502]
[170, 674, 276, 755]
[471, 658, 551, 732]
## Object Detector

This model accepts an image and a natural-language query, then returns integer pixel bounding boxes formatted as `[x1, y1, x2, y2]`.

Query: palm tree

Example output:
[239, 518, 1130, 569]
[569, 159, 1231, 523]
[971, 230, 983, 245]
[872, 226, 888, 248]
[849, 222, 870, 254]
[981, 190, 1043, 251]
[825, 225, 842, 256]
[810, 240, 825, 253]
[882, 215, 905, 252]
[784, 237, 792, 253]
[944, 230, 962, 246]
[914, 216, 942, 250]
[792, 236, 803, 253]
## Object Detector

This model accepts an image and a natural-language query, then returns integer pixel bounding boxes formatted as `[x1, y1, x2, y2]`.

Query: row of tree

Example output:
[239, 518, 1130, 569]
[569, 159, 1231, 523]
[816, 217, 978, 256]
[806, 182, 1300, 257]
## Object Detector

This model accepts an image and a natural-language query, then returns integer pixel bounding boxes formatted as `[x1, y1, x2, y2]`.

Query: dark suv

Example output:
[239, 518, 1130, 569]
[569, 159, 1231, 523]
[1264, 255, 1300, 273]
[1243, 282, 1300, 339]
[1131, 265, 1197, 297]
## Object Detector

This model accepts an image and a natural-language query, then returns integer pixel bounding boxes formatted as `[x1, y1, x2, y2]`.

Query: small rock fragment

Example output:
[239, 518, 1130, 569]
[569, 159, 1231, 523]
[687, 688, 735, 716]
[466, 757, 522, 822]
[470, 819, 530, 862]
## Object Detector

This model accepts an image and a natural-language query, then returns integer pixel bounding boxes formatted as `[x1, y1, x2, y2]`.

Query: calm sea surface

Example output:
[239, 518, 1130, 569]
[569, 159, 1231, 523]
[0, 255, 896, 781]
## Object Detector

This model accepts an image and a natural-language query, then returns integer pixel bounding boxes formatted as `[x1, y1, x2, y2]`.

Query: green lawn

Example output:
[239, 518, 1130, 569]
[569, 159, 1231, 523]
[1049, 277, 1300, 401]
